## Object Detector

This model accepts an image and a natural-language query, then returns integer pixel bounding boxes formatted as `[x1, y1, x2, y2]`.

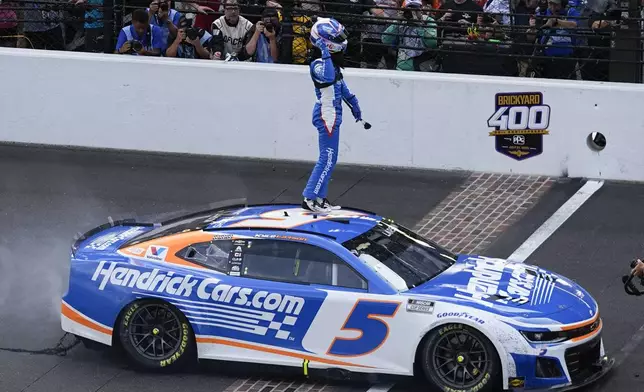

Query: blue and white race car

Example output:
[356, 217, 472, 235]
[61, 203, 613, 392]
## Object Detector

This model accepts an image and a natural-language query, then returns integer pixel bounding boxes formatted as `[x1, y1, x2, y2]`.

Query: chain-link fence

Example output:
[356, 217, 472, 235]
[0, 0, 107, 51]
[1, 0, 643, 82]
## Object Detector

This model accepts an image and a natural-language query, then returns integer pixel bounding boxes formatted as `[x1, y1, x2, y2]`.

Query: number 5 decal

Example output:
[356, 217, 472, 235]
[327, 299, 401, 357]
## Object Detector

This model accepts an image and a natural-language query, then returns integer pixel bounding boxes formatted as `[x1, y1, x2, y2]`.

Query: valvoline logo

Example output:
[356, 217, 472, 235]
[145, 245, 168, 261]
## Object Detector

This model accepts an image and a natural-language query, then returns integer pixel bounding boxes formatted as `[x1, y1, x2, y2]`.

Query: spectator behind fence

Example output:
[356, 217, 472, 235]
[528, 0, 581, 79]
[511, 0, 539, 76]
[483, 0, 511, 24]
[72, 0, 104, 52]
[361, 0, 398, 69]
[283, 3, 313, 64]
[115, 8, 165, 55]
[472, 11, 503, 39]
[20, 0, 65, 50]
[321, 0, 384, 67]
[382, 0, 438, 71]
[166, 16, 213, 58]
[242, 7, 286, 62]
[438, 0, 483, 36]
[211, 0, 254, 60]
[583, 1, 620, 81]
[148, 0, 181, 48]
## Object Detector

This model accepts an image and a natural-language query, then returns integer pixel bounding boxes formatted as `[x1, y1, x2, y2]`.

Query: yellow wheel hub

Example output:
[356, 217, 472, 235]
[457, 355, 465, 363]
[152, 327, 160, 336]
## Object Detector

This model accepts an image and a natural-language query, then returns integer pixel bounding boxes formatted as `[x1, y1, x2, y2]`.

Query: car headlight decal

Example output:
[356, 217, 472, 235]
[520, 331, 567, 343]
[520, 316, 601, 343]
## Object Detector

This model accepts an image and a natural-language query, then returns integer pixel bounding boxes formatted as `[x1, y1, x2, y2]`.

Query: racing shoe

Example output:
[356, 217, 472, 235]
[302, 197, 331, 213]
[318, 197, 341, 210]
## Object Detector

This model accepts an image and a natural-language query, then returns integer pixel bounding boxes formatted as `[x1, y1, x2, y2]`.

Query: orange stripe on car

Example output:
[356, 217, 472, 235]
[195, 337, 372, 368]
[571, 319, 602, 342]
[561, 312, 599, 331]
[61, 302, 112, 336]
[121, 231, 220, 269]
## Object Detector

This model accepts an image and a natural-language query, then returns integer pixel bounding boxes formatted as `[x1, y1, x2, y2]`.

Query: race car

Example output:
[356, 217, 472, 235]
[61, 202, 613, 392]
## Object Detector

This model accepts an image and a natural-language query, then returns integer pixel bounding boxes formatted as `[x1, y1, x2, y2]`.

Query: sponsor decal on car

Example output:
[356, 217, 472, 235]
[90, 261, 305, 316]
[128, 247, 145, 255]
[454, 257, 537, 306]
[406, 299, 434, 314]
[437, 311, 485, 325]
[253, 234, 308, 241]
[508, 376, 525, 388]
[145, 245, 168, 261]
[86, 227, 145, 251]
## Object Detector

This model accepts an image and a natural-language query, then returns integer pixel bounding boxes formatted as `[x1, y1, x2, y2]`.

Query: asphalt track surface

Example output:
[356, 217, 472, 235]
[1, 143, 644, 392]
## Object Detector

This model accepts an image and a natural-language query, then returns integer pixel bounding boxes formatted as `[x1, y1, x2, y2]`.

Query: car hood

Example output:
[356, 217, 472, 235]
[407, 255, 598, 325]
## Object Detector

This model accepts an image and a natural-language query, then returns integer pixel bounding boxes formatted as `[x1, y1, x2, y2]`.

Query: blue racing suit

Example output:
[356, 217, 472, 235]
[302, 50, 362, 200]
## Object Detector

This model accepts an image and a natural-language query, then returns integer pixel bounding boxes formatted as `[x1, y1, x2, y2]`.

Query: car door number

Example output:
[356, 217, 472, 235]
[327, 299, 401, 357]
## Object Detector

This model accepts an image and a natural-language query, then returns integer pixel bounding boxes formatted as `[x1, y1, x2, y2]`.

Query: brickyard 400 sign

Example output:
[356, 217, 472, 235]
[487, 92, 551, 161]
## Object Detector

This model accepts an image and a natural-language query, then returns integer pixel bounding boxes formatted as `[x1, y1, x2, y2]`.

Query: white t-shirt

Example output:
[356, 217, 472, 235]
[211, 15, 254, 57]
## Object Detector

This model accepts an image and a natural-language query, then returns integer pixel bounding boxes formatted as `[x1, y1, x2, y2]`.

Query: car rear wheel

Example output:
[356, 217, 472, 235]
[420, 323, 501, 392]
[118, 299, 196, 371]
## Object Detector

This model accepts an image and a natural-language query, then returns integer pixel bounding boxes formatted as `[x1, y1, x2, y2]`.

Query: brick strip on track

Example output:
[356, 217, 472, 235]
[413, 173, 556, 254]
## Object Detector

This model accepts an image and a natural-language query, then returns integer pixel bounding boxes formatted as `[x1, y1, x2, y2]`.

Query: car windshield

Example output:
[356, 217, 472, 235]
[342, 219, 457, 291]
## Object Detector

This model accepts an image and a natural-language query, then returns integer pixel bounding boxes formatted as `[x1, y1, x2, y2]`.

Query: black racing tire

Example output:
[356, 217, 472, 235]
[118, 299, 196, 372]
[419, 323, 502, 392]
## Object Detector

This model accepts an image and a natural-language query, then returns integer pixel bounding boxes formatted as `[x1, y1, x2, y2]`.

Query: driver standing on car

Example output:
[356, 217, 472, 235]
[300, 18, 364, 213]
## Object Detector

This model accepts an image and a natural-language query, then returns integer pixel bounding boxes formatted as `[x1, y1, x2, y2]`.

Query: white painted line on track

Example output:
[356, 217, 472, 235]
[507, 179, 604, 264]
[366, 383, 395, 392]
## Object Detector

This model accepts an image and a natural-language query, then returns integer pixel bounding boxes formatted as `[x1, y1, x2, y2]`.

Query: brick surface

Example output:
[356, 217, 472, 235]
[414, 173, 555, 254]
[226, 378, 333, 392]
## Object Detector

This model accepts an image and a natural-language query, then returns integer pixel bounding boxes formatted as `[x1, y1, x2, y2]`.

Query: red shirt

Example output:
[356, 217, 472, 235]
[192, 0, 221, 32]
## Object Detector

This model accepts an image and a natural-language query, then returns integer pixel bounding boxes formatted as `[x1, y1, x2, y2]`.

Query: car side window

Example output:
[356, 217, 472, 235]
[176, 240, 232, 273]
[241, 239, 367, 290]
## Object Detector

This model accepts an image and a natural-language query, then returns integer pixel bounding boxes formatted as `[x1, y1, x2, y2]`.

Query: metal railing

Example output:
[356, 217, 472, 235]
[0, 0, 642, 82]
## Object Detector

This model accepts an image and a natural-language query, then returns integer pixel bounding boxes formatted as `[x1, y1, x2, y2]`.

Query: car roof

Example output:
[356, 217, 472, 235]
[203, 203, 383, 244]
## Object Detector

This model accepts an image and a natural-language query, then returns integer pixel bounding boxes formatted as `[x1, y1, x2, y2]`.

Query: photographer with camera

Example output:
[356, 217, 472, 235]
[148, 0, 181, 48]
[631, 260, 644, 278]
[241, 7, 283, 63]
[166, 16, 213, 59]
[381, 0, 438, 71]
[115, 8, 165, 56]
[622, 259, 644, 297]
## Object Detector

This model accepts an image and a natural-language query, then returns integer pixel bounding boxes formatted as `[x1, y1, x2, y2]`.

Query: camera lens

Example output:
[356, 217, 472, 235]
[186, 27, 198, 40]
[132, 40, 143, 51]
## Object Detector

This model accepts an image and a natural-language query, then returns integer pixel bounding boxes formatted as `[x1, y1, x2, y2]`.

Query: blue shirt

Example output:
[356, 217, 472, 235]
[147, 8, 182, 48]
[84, 0, 103, 29]
[537, 5, 581, 56]
[115, 24, 166, 54]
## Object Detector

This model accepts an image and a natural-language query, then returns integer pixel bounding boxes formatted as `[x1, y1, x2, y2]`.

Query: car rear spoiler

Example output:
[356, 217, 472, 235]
[71, 218, 156, 256]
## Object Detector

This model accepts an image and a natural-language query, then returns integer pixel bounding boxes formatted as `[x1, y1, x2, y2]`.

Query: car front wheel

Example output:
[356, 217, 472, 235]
[420, 323, 501, 392]
[118, 299, 196, 371]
